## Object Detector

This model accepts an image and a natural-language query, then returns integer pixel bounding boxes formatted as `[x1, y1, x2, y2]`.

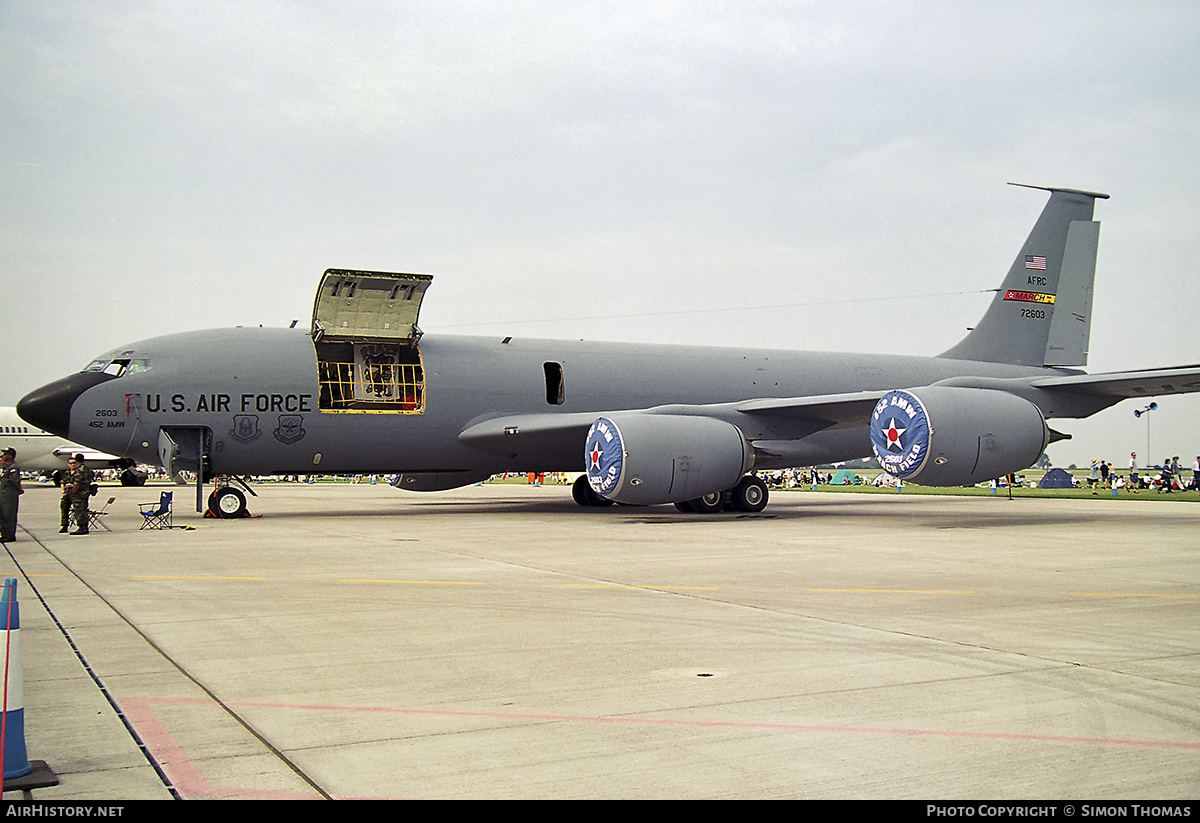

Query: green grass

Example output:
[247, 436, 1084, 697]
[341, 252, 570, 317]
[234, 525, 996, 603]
[778, 483, 1196, 501]
[484, 472, 1197, 501]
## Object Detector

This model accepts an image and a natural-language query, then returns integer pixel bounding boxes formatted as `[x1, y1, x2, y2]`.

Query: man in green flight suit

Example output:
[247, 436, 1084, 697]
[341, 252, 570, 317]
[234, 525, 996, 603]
[60, 454, 94, 535]
[0, 448, 24, 542]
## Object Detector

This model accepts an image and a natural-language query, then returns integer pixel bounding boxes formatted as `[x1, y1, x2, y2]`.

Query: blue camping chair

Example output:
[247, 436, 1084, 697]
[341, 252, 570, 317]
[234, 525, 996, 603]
[139, 492, 173, 530]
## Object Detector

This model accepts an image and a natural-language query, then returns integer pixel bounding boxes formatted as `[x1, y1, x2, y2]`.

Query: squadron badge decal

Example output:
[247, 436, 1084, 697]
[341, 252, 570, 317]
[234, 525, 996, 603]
[229, 414, 261, 444]
[870, 390, 932, 480]
[585, 417, 625, 499]
[273, 414, 307, 445]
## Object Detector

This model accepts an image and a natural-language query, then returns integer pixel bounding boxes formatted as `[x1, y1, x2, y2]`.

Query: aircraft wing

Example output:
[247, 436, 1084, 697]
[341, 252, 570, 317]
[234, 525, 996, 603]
[50, 447, 124, 464]
[1030, 365, 1200, 399]
[457, 391, 886, 457]
[458, 412, 601, 457]
[733, 392, 884, 432]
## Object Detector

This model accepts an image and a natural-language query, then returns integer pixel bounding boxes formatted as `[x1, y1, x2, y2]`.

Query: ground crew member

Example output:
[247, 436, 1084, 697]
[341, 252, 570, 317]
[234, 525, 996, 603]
[0, 448, 23, 542]
[60, 454, 94, 535]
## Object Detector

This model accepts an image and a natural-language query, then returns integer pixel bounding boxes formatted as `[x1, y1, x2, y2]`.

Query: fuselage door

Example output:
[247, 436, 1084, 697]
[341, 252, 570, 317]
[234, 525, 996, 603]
[158, 428, 179, 478]
[311, 270, 432, 414]
[311, 270, 433, 344]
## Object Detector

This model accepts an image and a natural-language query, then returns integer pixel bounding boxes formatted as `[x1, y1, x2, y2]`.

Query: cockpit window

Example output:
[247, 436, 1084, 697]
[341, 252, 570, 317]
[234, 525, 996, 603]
[82, 357, 150, 377]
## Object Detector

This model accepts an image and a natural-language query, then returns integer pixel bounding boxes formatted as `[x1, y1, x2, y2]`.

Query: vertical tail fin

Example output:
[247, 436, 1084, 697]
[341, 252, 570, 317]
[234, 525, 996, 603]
[938, 184, 1109, 367]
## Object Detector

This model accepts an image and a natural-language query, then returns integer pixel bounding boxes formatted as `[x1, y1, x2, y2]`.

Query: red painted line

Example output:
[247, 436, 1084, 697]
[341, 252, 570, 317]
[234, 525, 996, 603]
[130, 695, 1200, 751]
[118, 697, 323, 800]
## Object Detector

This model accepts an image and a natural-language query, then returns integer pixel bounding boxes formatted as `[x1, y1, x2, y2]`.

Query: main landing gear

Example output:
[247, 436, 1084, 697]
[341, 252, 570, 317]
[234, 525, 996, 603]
[572, 475, 614, 507]
[572, 474, 769, 513]
[672, 475, 768, 514]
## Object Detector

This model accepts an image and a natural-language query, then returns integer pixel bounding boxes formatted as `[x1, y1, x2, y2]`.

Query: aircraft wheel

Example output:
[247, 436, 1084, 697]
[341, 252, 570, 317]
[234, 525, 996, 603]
[208, 487, 248, 519]
[687, 491, 727, 514]
[730, 476, 768, 513]
[571, 475, 590, 506]
[673, 501, 693, 513]
[572, 475, 613, 507]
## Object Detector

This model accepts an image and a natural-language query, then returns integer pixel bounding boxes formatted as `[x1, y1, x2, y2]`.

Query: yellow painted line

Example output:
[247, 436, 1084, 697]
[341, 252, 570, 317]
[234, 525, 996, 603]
[134, 575, 266, 581]
[564, 585, 719, 590]
[807, 588, 975, 594]
[340, 579, 483, 586]
[1071, 592, 1200, 599]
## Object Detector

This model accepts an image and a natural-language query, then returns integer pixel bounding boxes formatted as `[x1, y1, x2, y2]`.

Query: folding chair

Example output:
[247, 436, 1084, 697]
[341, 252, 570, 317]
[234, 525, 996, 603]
[87, 497, 117, 532]
[139, 491, 173, 530]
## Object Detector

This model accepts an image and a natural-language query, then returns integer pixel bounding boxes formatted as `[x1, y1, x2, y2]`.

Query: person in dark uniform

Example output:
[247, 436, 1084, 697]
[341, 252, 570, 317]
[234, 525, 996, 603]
[60, 454, 94, 535]
[1158, 457, 1174, 494]
[0, 448, 23, 542]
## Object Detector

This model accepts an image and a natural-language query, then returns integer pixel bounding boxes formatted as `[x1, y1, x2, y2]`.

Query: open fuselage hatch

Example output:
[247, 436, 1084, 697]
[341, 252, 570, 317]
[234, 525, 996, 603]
[311, 269, 432, 414]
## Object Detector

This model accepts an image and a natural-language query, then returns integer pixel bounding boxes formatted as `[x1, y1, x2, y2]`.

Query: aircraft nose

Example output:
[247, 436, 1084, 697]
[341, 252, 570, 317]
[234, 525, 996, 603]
[17, 372, 116, 438]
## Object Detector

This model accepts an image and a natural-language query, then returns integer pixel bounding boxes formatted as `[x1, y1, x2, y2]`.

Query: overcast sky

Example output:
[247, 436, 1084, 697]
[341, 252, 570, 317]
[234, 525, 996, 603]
[3, 1, 1198, 468]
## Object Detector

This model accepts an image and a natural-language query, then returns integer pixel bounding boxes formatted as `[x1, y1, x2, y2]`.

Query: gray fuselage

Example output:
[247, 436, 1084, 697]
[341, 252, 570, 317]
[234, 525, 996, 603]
[62, 327, 1075, 479]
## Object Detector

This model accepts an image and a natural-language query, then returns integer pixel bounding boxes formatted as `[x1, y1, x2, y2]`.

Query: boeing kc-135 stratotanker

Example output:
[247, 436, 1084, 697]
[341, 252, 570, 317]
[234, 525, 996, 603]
[17, 184, 1200, 517]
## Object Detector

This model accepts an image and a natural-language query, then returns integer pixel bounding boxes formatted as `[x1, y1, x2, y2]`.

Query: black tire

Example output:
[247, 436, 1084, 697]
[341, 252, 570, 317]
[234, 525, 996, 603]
[208, 487, 248, 519]
[572, 475, 613, 507]
[687, 490, 727, 514]
[730, 476, 769, 513]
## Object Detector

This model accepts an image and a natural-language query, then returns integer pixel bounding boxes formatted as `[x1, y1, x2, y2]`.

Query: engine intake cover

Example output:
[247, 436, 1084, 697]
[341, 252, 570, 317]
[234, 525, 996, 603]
[585, 414, 750, 505]
[870, 387, 1048, 486]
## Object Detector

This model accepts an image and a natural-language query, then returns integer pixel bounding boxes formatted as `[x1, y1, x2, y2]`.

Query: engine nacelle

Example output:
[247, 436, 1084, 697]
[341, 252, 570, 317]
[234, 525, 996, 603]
[870, 387, 1048, 486]
[585, 414, 751, 505]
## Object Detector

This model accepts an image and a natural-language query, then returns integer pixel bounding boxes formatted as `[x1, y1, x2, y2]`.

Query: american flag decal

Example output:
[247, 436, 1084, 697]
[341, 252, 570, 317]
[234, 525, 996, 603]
[1025, 255, 1048, 270]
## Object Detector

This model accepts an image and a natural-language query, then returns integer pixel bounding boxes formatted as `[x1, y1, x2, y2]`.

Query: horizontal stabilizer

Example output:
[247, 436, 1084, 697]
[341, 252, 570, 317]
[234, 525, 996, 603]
[1031, 365, 1200, 399]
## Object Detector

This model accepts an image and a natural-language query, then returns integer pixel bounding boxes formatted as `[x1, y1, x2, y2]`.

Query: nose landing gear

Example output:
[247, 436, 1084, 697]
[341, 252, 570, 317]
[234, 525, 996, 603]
[206, 478, 254, 518]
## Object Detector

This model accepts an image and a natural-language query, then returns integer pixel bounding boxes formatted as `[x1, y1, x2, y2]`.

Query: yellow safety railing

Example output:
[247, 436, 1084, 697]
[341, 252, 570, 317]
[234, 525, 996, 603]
[318, 361, 424, 412]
